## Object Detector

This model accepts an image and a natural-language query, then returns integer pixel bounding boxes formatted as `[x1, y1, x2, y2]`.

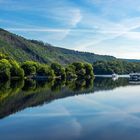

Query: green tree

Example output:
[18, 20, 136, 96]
[72, 62, 86, 79]
[21, 61, 37, 76]
[84, 63, 94, 78]
[65, 64, 77, 79]
[0, 59, 11, 81]
[0, 53, 9, 60]
[37, 64, 55, 79]
[51, 63, 66, 79]
[10, 60, 24, 79]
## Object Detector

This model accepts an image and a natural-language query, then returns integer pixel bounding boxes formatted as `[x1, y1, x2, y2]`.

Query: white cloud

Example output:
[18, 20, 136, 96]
[70, 9, 82, 26]
[6, 28, 69, 32]
[124, 32, 140, 40]
[1, 0, 140, 58]
[70, 14, 140, 55]
[1, 0, 82, 40]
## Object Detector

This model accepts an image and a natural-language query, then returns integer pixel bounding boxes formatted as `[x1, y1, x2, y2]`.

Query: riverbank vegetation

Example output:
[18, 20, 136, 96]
[1, 52, 140, 81]
[0, 53, 94, 81]
[93, 60, 140, 75]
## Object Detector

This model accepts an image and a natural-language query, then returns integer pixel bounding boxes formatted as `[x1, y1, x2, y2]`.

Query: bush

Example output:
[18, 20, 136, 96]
[21, 61, 37, 76]
[65, 64, 77, 79]
[37, 65, 55, 78]
[84, 63, 94, 78]
[10, 60, 24, 78]
[51, 63, 66, 79]
[0, 59, 11, 80]
[72, 62, 86, 78]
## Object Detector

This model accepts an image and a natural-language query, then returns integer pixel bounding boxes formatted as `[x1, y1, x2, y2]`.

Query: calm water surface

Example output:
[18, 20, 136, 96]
[0, 77, 140, 140]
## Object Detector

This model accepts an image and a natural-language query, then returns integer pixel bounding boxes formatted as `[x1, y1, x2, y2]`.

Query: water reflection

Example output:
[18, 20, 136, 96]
[94, 77, 129, 91]
[0, 77, 131, 119]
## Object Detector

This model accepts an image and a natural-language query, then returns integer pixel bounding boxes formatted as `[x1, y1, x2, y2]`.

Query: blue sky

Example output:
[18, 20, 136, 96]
[1, 0, 140, 59]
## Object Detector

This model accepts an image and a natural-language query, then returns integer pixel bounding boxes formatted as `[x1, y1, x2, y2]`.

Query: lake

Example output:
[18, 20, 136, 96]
[0, 77, 140, 140]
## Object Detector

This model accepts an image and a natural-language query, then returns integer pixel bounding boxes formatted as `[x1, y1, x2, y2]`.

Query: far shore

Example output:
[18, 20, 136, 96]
[95, 74, 130, 78]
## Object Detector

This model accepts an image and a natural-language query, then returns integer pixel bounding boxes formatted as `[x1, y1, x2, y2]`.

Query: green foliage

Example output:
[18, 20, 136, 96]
[21, 61, 37, 76]
[66, 62, 94, 79]
[84, 63, 94, 78]
[51, 62, 66, 79]
[0, 28, 116, 64]
[10, 60, 24, 78]
[93, 60, 140, 74]
[0, 59, 11, 80]
[0, 52, 95, 81]
[1, 48, 140, 82]
[65, 64, 77, 79]
[0, 53, 9, 60]
[72, 62, 85, 78]
[0, 58, 25, 80]
[37, 64, 55, 78]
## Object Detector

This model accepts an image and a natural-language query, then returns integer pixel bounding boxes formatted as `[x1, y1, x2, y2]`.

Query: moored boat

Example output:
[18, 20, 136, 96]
[112, 73, 118, 81]
[129, 73, 140, 81]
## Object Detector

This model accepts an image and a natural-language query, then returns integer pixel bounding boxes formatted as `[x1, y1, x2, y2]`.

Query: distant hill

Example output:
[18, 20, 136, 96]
[120, 58, 140, 63]
[0, 28, 116, 64]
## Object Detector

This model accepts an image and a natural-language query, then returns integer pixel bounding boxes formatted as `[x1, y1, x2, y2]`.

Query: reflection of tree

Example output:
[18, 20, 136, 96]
[0, 80, 24, 101]
[0, 80, 11, 95]
[94, 77, 129, 92]
[36, 79, 54, 90]
[85, 79, 94, 90]
[22, 79, 36, 91]
[0, 77, 130, 119]
[10, 79, 24, 93]
[67, 78, 94, 92]
[51, 79, 66, 92]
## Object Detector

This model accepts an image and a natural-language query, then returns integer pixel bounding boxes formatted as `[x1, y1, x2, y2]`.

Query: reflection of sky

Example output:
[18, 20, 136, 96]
[1, 85, 140, 140]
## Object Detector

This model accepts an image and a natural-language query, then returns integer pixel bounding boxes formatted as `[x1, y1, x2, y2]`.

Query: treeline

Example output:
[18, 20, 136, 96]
[93, 60, 140, 74]
[0, 53, 24, 81]
[0, 53, 94, 81]
[1, 52, 140, 80]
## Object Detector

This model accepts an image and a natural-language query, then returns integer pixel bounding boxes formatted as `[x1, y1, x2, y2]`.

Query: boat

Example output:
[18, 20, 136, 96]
[129, 73, 140, 81]
[112, 73, 118, 81]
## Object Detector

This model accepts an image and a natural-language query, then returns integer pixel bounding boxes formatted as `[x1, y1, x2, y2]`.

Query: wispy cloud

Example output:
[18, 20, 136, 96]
[0, 0, 82, 40]
[71, 14, 140, 55]
[6, 28, 69, 32]
[45, 7, 82, 27]
[1, 0, 140, 58]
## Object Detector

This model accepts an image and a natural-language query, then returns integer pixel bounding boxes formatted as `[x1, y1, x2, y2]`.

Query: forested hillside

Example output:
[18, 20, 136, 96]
[0, 28, 116, 64]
